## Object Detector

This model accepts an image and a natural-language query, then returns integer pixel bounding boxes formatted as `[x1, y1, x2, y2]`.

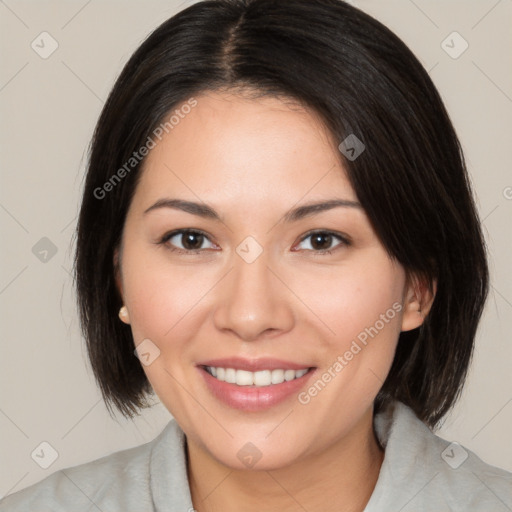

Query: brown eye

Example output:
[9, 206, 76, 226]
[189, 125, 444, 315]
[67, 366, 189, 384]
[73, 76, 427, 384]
[310, 233, 334, 250]
[295, 231, 349, 254]
[160, 229, 215, 253]
[180, 231, 205, 250]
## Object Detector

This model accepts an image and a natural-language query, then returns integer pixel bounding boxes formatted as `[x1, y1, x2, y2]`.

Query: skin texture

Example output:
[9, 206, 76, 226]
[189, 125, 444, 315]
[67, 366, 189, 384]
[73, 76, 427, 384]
[115, 90, 435, 512]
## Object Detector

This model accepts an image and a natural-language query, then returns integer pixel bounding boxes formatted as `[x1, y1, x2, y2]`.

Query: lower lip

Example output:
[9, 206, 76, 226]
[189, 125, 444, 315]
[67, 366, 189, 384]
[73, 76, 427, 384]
[198, 366, 316, 411]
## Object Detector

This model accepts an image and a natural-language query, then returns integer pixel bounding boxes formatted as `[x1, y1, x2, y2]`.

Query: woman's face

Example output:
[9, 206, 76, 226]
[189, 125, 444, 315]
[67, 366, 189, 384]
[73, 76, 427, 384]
[116, 90, 423, 470]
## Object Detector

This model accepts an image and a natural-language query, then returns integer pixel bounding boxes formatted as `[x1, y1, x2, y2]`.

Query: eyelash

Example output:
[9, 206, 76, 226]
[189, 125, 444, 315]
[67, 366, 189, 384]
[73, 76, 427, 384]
[157, 229, 351, 256]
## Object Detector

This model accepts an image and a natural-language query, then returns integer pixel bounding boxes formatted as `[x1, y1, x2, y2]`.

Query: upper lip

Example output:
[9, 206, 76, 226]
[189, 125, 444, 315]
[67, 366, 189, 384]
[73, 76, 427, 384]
[197, 357, 314, 372]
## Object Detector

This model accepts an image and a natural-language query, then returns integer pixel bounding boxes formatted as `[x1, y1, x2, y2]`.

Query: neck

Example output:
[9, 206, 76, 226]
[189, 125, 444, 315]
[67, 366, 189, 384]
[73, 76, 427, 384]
[186, 407, 384, 512]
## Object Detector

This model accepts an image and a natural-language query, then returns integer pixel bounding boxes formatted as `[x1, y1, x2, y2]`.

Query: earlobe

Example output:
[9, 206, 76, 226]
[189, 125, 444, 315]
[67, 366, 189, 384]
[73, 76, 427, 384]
[113, 247, 130, 324]
[119, 305, 131, 324]
[400, 275, 437, 332]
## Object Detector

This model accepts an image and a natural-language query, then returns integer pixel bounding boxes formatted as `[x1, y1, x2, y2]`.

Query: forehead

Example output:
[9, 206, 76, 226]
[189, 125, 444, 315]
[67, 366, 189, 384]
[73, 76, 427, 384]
[135, 90, 357, 205]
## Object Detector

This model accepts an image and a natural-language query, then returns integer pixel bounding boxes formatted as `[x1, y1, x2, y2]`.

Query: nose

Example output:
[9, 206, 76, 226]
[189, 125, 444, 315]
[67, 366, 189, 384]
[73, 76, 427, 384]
[212, 249, 295, 342]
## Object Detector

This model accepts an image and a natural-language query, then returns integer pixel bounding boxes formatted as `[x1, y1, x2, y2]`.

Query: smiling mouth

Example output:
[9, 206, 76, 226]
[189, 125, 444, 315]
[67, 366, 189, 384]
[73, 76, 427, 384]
[202, 366, 315, 387]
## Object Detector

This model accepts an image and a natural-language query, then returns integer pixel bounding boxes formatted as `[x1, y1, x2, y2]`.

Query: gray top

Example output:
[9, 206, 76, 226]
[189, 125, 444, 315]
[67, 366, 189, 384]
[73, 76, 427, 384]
[1, 401, 511, 511]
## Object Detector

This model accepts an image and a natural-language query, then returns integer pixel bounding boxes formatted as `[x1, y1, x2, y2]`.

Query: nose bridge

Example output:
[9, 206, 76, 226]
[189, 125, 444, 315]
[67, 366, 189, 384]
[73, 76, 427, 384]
[213, 243, 294, 340]
[233, 245, 274, 301]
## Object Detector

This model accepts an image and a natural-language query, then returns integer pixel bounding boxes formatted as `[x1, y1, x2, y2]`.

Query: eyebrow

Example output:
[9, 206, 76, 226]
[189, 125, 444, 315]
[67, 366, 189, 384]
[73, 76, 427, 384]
[143, 198, 362, 223]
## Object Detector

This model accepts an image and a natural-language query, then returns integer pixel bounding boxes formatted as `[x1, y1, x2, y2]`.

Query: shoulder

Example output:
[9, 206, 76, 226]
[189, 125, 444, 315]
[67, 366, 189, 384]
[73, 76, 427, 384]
[421, 425, 512, 511]
[366, 401, 512, 512]
[0, 420, 181, 512]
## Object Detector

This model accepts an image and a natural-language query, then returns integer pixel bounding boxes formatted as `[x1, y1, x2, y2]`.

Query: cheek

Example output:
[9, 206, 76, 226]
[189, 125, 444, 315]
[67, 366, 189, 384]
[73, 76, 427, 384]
[121, 250, 217, 412]
[290, 256, 404, 428]
[124, 243, 404, 351]
[289, 254, 404, 347]
[120, 242, 187, 332]
[291, 254, 404, 411]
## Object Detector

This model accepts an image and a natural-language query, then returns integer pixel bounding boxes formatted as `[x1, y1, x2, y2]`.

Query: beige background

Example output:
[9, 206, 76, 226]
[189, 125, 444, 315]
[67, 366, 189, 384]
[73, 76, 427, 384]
[0, 0, 511, 497]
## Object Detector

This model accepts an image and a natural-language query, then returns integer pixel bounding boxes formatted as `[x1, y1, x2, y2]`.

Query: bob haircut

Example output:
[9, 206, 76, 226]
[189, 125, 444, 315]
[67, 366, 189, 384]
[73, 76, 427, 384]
[74, 0, 488, 429]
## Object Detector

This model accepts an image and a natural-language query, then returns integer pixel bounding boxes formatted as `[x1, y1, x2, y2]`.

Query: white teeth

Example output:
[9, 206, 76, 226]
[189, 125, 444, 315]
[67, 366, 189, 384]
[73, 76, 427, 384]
[205, 366, 310, 386]
[236, 370, 254, 386]
[284, 369, 296, 381]
[271, 369, 284, 384]
[225, 368, 236, 384]
[253, 370, 272, 386]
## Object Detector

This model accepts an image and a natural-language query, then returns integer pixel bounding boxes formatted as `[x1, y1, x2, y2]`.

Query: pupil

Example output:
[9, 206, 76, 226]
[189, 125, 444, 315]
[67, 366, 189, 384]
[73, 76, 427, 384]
[183, 232, 202, 250]
[311, 233, 331, 250]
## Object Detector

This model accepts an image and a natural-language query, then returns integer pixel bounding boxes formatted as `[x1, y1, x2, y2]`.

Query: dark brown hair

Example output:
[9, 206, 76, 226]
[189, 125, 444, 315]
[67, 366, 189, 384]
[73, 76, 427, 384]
[73, 0, 488, 428]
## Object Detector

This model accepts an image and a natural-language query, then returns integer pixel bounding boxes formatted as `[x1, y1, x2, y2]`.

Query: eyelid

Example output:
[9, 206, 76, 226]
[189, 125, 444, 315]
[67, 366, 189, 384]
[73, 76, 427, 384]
[293, 229, 351, 253]
[158, 228, 217, 253]
[160, 228, 210, 241]
[157, 228, 351, 254]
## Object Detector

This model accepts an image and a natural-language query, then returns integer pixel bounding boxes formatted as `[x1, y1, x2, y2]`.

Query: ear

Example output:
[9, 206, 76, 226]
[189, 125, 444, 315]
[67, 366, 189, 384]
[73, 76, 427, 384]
[401, 272, 437, 332]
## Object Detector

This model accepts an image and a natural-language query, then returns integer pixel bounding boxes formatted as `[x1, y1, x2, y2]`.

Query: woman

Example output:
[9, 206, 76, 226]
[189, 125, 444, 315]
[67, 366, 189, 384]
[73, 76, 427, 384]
[1, 0, 510, 510]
